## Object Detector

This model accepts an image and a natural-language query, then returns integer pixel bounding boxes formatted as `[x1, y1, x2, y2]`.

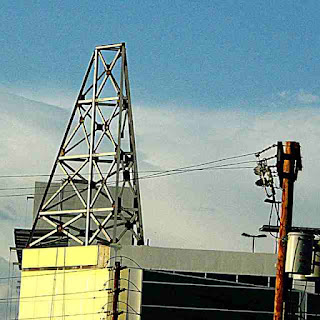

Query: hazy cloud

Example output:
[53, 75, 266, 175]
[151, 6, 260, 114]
[0, 89, 319, 258]
[0, 206, 16, 222]
[278, 91, 290, 98]
[134, 105, 320, 253]
[0, 256, 19, 319]
[278, 89, 320, 105]
[297, 90, 320, 104]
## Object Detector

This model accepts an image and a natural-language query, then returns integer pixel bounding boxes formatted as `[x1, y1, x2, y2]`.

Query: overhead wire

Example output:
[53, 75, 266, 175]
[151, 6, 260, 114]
[11, 310, 140, 320]
[0, 151, 262, 199]
[10, 310, 106, 320]
[0, 253, 293, 286]
[3, 260, 143, 318]
[0, 170, 164, 179]
[268, 201, 280, 240]
[144, 151, 259, 175]
[0, 280, 141, 305]
[0, 164, 254, 199]
[0, 266, 281, 306]
[139, 160, 256, 180]
[3, 258, 318, 319]
[0, 287, 111, 304]
[0, 163, 255, 195]
[0, 254, 149, 283]
[0, 150, 259, 180]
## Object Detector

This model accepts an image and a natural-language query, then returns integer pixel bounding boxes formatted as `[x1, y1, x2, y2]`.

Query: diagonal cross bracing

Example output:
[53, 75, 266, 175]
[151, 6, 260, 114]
[28, 43, 144, 248]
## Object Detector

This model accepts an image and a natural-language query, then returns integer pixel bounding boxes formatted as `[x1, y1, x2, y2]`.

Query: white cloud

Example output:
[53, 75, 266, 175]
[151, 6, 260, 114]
[0, 89, 320, 258]
[278, 90, 289, 98]
[278, 89, 320, 105]
[297, 90, 320, 104]
[2, 85, 77, 110]
[134, 105, 320, 253]
[0, 88, 66, 258]
[0, 256, 19, 319]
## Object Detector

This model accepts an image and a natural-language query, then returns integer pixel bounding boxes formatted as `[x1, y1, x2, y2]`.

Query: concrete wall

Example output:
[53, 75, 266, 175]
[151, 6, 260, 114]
[112, 245, 278, 276]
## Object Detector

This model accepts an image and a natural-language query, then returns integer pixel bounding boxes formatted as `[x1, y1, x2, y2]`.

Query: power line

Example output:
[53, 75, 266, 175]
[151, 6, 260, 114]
[1, 287, 141, 305]
[10, 310, 104, 320]
[0, 170, 164, 180]
[2, 263, 316, 319]
[0, 154, 260, 199]
[10, 309, 140, 320]
[0, 165, 254, 197]
[0, 266, 285, 304]
[0, 165, 254, 199]
[139, 160, 256, 180]
[0, 161, 255, 193]
[0, 149, 262, 181]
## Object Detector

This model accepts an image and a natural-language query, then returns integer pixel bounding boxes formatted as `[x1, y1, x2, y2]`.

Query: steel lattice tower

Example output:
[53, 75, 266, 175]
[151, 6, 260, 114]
[28, 43, 144, 247]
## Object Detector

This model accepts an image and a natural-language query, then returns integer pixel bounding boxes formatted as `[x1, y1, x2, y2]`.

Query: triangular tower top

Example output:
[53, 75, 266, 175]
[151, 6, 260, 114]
[28, 43, 144, 247]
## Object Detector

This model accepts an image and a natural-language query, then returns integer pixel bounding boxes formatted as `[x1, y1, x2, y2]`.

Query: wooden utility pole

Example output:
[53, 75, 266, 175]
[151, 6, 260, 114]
[112, 262, 121, 320]
[273, 141, 302, 320]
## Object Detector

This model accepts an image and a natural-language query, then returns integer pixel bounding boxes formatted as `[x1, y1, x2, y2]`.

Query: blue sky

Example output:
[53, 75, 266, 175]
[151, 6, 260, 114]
[0, 1, 320, 260]
[1, 1, 320, 109]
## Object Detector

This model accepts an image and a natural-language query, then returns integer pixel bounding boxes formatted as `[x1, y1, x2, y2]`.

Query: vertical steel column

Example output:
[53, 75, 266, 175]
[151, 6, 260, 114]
[85, 48, 99, 245]
[123, 49, 144, 244]
[113, 44, 125, 243]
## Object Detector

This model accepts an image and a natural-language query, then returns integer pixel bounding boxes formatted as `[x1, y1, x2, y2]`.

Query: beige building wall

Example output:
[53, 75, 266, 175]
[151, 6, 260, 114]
[18, 245, 142, 320]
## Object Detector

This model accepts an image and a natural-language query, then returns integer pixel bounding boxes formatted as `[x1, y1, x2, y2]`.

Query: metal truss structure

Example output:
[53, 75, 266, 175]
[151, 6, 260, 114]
[28, 43, 144, 247]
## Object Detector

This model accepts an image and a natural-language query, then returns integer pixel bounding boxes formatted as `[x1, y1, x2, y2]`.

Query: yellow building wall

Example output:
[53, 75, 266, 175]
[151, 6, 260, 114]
[118, 268, 142, 320]
[22, 245, 101, 269]
[18, 245, 142, 320]
[19, 245, 110, 320]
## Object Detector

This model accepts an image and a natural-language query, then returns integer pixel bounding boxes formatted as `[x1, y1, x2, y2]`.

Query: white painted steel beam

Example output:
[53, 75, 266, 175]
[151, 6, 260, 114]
[28, 43, 144, 247]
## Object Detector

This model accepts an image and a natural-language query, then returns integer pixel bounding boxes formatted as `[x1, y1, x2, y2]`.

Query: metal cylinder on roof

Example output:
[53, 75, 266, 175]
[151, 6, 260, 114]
[285, 232, 313, 275]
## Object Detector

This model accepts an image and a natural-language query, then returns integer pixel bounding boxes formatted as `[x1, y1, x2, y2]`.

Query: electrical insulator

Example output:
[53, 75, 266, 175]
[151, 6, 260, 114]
[255, 179, 264, 187]
[254, 165, 262, 176]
